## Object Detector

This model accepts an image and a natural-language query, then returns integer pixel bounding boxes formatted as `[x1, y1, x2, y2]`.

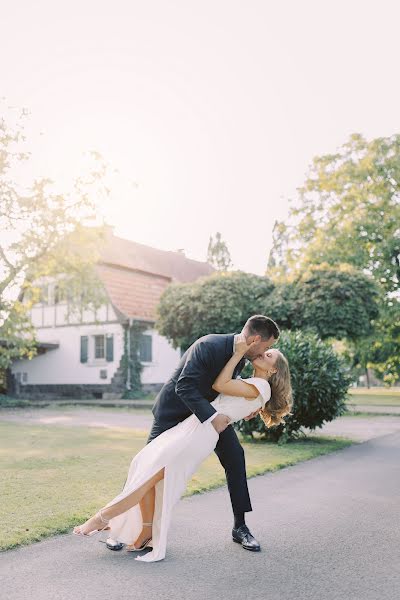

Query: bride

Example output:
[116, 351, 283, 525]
[73, 335, 292, 562]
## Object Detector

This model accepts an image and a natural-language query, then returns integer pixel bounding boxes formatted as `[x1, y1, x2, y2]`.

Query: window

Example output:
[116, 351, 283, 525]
[80, 333, 114, 363]
[139, 334, 152, 362]
[94, 335, 105, 359]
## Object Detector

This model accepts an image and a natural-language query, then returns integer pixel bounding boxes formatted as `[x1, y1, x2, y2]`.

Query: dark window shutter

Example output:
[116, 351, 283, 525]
[80, 336, 88, 363]
[139, 334, 152, 362]
[106, 334, 114, 362]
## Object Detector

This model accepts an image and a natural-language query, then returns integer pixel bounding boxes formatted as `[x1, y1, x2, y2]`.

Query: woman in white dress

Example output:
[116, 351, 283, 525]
[73, 336, 293, 562]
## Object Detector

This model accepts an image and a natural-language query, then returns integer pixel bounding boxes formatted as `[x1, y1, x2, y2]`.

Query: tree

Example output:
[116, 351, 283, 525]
[268, 133, 400, 294]
[266, 264, 380, 342]
[267, 133, 400, 383]
[0, 106, 107, 369]
[157, 271, 274, 351]
[207, 232, 232, 271]
[350, 304, 400, 386]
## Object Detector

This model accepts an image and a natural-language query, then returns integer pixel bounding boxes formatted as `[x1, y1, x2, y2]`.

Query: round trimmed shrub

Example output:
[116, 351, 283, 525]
[235, 330, 351, 442]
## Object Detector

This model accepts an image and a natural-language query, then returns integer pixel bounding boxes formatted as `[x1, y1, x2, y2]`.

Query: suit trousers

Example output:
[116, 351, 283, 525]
[147, 417, 252, 515]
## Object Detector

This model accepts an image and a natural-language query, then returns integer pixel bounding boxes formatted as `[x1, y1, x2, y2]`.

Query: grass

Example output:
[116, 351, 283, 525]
[0, 421, 353, 551]
[342, 411, 400, 418]
[0, 395, 155, 410]
[347, 387, 400, 407]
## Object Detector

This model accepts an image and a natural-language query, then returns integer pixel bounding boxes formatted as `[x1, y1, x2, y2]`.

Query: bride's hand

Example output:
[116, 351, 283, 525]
[235, 332, 258, 356]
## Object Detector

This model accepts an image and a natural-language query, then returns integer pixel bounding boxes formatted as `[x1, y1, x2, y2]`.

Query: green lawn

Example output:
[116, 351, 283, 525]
[0, 421, 353, 551]
[347, 388, 400, 406]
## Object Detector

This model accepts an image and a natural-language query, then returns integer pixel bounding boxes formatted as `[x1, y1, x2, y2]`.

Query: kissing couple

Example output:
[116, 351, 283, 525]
[73, 315, 293, 562]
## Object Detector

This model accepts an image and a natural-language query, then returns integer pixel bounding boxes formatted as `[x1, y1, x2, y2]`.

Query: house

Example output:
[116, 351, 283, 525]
[10, 232, 214, 399]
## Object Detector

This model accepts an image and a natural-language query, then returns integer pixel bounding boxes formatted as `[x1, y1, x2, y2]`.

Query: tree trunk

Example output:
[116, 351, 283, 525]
[365, 367, 370, 389]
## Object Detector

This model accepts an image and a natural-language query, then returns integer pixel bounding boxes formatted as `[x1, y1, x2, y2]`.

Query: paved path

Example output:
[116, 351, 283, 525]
[0, 407, 154, 431]
[303, 414, 400, 441]
[2, 407, 400, 442]
[346, 403, 400, 414]
[1, 431, 399, 600]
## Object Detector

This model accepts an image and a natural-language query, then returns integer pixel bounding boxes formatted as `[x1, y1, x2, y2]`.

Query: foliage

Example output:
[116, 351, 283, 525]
[267, 133, 400, 383]
[121, 320, 148, 398]
[368, 303, 400, 384]
[0, 394, 32, 408]
[156, 271, 275, 351]
[347, 301, 400, 385]
[235, 330, 350, 442]
[0, 105, 108, 368]
[268, 133, 400, 295]
[207, 231, 232, 271]
[265, 264, 380, 341]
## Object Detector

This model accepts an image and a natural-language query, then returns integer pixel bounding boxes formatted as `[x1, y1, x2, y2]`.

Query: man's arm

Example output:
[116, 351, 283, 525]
[175, 340, 218, 423]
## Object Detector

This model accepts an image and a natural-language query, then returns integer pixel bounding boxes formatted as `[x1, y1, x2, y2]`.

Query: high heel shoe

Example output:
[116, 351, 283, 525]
[126, 522, 153, 552]
[73, 509, 110, 537]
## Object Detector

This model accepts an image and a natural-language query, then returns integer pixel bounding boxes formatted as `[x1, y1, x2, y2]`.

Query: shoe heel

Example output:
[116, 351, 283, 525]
[126, 538, 152, 552]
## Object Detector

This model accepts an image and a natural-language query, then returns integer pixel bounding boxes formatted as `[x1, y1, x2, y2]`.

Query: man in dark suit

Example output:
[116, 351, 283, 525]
[149, 314, 280, 551]
[106, 314, 279, 553]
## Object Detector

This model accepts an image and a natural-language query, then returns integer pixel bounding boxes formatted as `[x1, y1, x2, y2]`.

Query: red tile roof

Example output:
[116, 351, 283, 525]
[97, 233, 214, 321]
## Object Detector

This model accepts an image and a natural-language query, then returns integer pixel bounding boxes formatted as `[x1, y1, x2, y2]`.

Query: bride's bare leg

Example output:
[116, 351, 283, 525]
[126, 486, 156, 548]
[73, 468, 164, 535]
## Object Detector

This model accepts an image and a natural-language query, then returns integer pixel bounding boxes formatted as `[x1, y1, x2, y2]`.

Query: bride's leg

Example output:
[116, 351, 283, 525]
[130, 486, 156, 547]
[73, 468, 164, 535]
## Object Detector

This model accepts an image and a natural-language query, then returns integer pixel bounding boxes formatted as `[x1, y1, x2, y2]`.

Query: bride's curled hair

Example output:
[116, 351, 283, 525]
[259, 351, 293, 428]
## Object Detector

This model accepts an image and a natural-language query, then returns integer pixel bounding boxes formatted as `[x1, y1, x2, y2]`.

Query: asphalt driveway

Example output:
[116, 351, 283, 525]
[2, 430, 399, 600]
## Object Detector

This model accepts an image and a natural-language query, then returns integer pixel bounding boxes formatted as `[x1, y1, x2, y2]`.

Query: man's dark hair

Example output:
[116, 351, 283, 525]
[243, 315, 280, 341]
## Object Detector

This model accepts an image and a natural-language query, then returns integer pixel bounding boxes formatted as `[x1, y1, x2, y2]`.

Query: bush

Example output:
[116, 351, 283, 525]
[0, 394, 32, 408]
[157, 271, 275, 351]
[265, 264, 380, 342]
[235, 330, 351, 442]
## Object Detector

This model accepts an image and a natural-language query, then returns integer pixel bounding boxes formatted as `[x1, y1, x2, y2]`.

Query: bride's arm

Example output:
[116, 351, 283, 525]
[212, 341, 259, 400]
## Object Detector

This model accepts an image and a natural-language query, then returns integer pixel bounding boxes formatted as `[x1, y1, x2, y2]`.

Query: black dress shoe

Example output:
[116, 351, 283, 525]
[232, 525, 261, 552]
[105, 537, 124, 551]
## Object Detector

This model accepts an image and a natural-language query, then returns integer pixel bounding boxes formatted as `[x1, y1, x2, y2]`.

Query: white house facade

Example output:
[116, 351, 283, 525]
[10, 233, 213, 399]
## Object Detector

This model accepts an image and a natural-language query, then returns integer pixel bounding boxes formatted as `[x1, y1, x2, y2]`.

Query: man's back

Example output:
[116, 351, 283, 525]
[152, 333, 237, 424]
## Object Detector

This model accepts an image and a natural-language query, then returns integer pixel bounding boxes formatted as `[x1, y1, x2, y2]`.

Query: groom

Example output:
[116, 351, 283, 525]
[149, 314, 279, 551]
[106, 314, 279, 552]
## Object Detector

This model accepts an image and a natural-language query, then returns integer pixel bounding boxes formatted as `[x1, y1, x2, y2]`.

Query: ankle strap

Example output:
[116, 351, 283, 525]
[99, 509, 110, 525]
[142, 522, 153, 526]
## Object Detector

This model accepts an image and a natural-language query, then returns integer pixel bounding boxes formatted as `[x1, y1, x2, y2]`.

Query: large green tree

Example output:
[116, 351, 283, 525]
[0, 107, 107, 369]
[268, 133, 400, 294]
[268, 133, 400, 383]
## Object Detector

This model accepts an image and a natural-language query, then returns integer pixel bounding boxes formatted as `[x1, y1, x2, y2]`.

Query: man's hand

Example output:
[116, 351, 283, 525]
[244, 408, 261, 421]
[212, 414, 231, 433]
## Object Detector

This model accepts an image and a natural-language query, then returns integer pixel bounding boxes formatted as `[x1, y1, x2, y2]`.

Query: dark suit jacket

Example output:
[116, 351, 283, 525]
[152, 333, 246, 425]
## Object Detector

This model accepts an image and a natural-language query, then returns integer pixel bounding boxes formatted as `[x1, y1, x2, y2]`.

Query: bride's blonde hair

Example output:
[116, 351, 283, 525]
[258, 351, 293, 428]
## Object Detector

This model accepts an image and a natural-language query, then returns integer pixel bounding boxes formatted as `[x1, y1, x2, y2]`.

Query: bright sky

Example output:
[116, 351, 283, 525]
[2, 0, 400, 274]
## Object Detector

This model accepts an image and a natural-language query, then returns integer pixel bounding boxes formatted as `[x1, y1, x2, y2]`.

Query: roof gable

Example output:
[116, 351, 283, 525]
[97, 233, 214, 321]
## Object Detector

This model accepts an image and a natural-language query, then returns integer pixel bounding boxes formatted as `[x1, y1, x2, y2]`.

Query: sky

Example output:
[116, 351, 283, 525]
[2, 0, 400, 274]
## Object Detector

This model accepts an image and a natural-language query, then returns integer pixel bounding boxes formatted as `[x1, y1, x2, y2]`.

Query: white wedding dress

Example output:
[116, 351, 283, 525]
[104, 377, 270, 562]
